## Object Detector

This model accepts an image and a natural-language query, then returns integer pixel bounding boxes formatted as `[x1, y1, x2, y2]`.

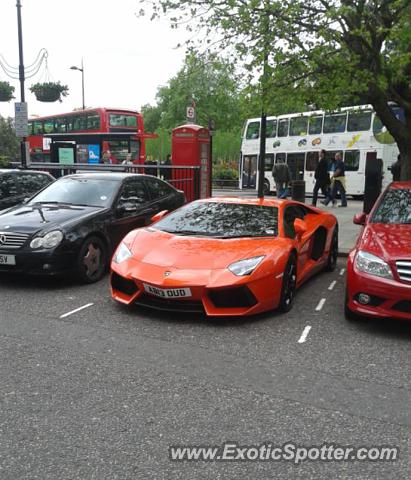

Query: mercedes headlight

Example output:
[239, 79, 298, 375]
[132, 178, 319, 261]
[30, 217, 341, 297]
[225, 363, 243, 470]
[355, 250, 393, 279]
[113, 242, 132, 264]
[228, 256, 265, 276]
[30, 230, 63, 249]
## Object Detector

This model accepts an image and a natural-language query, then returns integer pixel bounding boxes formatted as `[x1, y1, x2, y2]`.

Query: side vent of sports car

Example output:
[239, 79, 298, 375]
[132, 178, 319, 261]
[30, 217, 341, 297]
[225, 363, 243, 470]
[208, 286, 258, 309]
[111, 272, 139, 297]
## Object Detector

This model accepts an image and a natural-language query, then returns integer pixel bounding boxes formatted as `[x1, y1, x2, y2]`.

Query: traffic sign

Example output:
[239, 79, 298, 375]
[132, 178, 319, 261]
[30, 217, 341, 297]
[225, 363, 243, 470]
[14, 102, 28, 137]
[186, 106, 195, 121]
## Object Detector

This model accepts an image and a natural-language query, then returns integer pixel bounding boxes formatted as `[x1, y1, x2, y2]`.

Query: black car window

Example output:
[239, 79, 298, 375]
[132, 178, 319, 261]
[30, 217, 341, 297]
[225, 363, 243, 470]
[146, 177, 174, 200]
[283, 205, 306, 239]
[0, 174, 19, 200]
[18, 173, 51, 195]
[118, 178, 150, 209]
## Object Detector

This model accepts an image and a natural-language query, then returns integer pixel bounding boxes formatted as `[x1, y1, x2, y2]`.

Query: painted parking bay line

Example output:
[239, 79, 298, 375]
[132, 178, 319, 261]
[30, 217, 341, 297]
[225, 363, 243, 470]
[315, 298, 326, 312]
[298, 326, 312, 343]
[328, 280, 337, 291]
[60, 303, 94, 319]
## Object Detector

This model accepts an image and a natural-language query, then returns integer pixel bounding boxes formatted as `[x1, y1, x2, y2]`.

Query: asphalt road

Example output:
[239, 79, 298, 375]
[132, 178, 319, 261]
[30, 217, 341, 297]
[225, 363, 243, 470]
[0, 261, 410, 479]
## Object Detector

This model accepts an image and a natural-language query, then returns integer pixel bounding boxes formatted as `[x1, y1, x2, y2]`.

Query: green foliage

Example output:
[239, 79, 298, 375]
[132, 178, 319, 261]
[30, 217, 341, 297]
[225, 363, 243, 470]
[30, 82, 69, 103]
[140, 0, 411, 179]
[145, 127, 172, 161]
[0, 116, 20, 164]
[0, 81, 15, 102]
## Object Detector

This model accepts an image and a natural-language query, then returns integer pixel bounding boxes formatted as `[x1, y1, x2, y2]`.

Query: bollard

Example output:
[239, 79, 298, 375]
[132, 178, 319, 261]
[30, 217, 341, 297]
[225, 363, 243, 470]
[291, 180, 305, 203]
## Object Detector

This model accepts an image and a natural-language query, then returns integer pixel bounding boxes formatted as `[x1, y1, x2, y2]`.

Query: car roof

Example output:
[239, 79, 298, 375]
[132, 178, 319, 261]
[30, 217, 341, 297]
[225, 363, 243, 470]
[196, 196, 300, 208]
[0, 169, 52, 175]
[389, 181, 411, 189]
[60, 172, 148, 181]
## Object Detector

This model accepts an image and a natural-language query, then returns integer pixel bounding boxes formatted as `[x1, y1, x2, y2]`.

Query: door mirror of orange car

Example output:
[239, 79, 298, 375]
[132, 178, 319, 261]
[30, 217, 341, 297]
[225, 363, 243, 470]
[353, 213, 367, 225]
[294, 218, 307, 238]
[151, 210, 169, 224]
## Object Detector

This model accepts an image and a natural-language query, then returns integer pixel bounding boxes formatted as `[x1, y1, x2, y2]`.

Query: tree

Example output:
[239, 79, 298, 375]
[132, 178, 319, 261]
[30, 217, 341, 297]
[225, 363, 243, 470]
[141, 0, 411, 179]
[142, 52, 242, 132]
[0, 116, 20, 166]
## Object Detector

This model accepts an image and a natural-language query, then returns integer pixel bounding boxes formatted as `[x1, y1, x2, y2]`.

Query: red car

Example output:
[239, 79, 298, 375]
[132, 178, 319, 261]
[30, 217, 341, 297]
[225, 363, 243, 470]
[110, 197, 338, 316]
[345, 182, 411, 321]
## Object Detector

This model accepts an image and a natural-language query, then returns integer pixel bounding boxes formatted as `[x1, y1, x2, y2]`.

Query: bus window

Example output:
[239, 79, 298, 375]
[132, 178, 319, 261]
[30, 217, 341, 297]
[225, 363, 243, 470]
[87, 114, 100, 130]
[72, 114, 87, 131]
[109, 114, 137, 127]
[287, 153, 305, 180]
[266, 119, 277, 138]
[265, 154, 274, 171]
[323, 112, 347, 133]
[54, 117, 67, 133]
[344, 150, 360, 171]
[32, 120, 43, 134]
[275, 152, 286, 164]
[289, 116, 308, 136]
[245, 121, 260, 139]
[27, 121, 34, 135]
[43, 119, 54, 134]
[308, 115, 323, 135]
[278, 118, 289, 137]
[347, 110, 372, 131]
[306, 151, 319, 171]
[325, 150, 339, 171]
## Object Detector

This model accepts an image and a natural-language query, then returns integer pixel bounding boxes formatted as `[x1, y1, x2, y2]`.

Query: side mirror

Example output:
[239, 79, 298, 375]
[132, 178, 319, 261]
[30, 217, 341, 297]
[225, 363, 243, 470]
[151, 210, 169, 224]
[353, 213, 367, 225]
[294, 218, 307, 237]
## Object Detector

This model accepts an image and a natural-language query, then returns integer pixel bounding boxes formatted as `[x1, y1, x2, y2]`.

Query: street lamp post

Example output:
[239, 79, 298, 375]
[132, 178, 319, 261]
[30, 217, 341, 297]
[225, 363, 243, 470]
[70, 59, 85, 109]
[16, 0, 27, 168]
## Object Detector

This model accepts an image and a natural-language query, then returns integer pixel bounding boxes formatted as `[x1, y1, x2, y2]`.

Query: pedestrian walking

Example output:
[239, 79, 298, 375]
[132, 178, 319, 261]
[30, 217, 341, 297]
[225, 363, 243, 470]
[272, 158, 291, 199]
[312, 149, 330, 206]
[321, 152, 347, 207]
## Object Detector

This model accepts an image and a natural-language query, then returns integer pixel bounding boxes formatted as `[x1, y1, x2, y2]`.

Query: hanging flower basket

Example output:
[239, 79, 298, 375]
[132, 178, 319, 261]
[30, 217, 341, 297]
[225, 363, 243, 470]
[30, 82, 69, 102]
[0, 81, 15, 102]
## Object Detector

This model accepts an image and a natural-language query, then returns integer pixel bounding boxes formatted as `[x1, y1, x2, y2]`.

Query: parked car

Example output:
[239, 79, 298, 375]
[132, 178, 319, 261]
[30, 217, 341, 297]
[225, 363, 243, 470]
[345, 182, 411, 321]
[110, 197, 338, 316]
[0, 169, 54, 210]
[0, 173, 185, 282]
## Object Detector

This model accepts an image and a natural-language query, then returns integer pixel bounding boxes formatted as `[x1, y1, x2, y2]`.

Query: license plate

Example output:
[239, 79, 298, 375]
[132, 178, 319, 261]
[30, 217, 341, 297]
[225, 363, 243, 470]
[143, 283, 192, 299]
[0, 254, 16, 265]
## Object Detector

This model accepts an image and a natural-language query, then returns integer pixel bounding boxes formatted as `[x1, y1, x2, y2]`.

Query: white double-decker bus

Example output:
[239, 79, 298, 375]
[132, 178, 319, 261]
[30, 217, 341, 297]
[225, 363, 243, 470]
[240, 105, 402, 198]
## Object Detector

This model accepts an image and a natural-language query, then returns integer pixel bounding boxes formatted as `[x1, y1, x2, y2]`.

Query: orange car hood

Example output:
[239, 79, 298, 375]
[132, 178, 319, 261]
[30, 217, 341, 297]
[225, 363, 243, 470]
[130, 228, 284, 270]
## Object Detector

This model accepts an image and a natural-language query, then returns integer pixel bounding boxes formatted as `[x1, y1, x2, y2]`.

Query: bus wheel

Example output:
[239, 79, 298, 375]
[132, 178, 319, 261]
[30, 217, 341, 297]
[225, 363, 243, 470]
[264, 179, 270, 195]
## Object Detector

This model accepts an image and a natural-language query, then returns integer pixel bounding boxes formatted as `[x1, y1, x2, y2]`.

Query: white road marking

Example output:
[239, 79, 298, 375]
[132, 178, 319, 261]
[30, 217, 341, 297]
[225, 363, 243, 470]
[328, 280, 337, 291]
[298, 326, 312, 343]
[340, 268, 345, 276]
[59, 303, 94, 319]
[315, 298, 326, 311]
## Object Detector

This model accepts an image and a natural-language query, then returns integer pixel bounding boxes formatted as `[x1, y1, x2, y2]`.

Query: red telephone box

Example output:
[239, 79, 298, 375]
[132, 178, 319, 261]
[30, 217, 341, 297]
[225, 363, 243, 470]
[171, 124, 211, 200]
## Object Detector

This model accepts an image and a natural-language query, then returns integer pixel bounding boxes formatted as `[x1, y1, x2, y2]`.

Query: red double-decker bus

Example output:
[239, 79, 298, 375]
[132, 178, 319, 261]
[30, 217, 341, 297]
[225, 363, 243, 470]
[28, 108, 154, 164]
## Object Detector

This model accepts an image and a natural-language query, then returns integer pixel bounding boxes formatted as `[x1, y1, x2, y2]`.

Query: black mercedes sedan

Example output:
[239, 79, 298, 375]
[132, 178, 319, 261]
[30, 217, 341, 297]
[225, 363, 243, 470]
[0, 173, 185, 282]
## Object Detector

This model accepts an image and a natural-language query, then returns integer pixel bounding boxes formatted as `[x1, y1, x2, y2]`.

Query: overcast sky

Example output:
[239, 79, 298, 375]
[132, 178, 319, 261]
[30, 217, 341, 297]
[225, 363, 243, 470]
[0, 0, 187, 119]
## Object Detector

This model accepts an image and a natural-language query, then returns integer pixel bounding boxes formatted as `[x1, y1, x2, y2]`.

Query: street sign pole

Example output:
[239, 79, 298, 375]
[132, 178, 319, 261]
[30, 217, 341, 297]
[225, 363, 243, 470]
[16, 0, 27, 168]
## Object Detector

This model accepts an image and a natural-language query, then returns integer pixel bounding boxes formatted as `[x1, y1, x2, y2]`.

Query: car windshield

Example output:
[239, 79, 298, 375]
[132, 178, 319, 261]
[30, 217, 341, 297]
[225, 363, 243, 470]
[154, 201, 279, 238]
[371, 188, 411, 224]
[28, 177, 119, 208]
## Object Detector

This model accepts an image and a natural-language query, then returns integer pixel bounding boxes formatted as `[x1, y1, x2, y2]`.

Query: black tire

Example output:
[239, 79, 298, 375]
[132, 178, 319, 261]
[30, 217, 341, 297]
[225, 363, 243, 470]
[278, 254, 297, 312]
[76, 236, 107, 283]
[264, 179, 270, 195]
[325, 228, 338, 272]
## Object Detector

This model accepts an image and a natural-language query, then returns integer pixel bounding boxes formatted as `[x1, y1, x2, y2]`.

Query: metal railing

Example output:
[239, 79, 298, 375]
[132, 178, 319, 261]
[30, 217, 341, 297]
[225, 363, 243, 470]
[10, 162, 202, 202]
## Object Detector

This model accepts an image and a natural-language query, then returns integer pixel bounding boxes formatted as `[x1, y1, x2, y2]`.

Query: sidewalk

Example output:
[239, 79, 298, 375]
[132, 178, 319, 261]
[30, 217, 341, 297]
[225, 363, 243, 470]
[212, 189, 363, 256]
[318, 201, 363, 256]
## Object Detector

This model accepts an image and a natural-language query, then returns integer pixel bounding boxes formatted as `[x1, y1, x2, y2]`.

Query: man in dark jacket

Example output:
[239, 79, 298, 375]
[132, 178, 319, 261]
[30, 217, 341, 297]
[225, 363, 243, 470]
[312, 149, 330, 206]
[272, 158, 291, 198]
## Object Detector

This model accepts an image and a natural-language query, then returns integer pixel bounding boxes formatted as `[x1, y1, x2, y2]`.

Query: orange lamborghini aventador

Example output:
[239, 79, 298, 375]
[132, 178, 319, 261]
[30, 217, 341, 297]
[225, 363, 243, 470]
[110, 198, 338, 316]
